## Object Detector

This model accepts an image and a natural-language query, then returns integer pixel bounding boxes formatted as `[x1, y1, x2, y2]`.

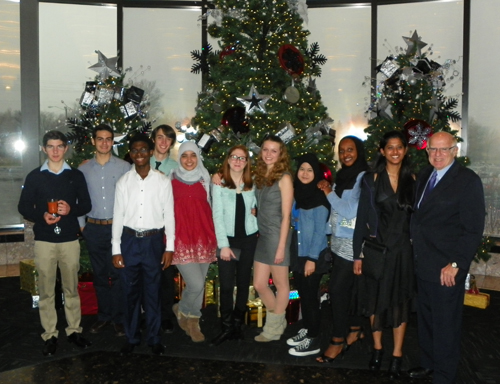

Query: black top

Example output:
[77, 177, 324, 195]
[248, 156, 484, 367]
[18, 167, 92, 243]
[233, 193, 246, 238]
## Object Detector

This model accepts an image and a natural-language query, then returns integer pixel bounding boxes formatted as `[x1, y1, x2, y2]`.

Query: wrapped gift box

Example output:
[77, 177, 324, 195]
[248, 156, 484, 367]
[78, 281, 98, 315]
[286, 290, 301, 324]
[20, 259, 39, 296]
[464, 292, 490, 309]
[246, 298, 266, 327]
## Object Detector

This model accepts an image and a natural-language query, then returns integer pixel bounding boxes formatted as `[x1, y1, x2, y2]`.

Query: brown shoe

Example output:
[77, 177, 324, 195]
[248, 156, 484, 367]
[173, 304, 189, 334]
[187, 317, 205, 342]
[114, 323, 125, 337]
[90, 320, 110, 334]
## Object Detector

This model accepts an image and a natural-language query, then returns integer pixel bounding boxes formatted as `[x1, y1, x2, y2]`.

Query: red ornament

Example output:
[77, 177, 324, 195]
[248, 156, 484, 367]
[404, 119, 433, 150]
[278, 44, 304, 77]
[219, 44, 237, 59]
[319, 163, 333, 184]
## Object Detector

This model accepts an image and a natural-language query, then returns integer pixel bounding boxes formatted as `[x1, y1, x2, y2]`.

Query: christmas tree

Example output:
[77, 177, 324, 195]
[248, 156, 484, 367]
[65, 50, 154, 167]
[364, 31, 465, 173]
[185, 0, 334, 174]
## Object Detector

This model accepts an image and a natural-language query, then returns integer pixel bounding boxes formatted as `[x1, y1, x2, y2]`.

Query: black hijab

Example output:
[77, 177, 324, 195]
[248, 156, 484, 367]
[334, 136, 368, 198]
[294, 153, 331, 216]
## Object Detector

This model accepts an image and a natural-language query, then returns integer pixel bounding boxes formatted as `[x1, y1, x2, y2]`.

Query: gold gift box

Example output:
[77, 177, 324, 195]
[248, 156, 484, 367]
[246, 298, 266, 327]
[20, 259, 39, 296]
[464, 292, 490, 309]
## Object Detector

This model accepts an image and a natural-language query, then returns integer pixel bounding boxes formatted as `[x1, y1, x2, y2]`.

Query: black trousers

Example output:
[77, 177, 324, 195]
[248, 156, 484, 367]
[295, 268, 322, 338]
[83, 223, 124, 323]
[417, 276, 465, 384]
[329, 253, 361, 338]
[217, 233, 258, 319]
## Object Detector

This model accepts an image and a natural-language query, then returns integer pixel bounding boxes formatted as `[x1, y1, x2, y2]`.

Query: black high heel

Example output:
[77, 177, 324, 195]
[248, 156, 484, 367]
[316, 339, 345, 364]
[388, 356, 402, 379]
[369, 348, 384, 371]
[345, 326, 365, 352]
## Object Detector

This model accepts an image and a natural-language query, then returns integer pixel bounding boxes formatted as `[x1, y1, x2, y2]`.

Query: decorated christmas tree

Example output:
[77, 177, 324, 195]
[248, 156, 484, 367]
[185, 0, 334, 173]
[65, 50, 154, 167]
[364, 31, 465, 173]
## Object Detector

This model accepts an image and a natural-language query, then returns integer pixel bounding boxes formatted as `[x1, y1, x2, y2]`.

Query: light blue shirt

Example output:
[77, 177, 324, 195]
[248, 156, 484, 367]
[78, 156, 131, 226]
[150, 155, 178, 176]
[292, 204, 329, 260]
[40, 160, 71, 175]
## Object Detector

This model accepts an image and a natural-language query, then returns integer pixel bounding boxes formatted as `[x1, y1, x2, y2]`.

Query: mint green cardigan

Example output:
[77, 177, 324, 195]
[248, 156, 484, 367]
[212, 183, 259, 249]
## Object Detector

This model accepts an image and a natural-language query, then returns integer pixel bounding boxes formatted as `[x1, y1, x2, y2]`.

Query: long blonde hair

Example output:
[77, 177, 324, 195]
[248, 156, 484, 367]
[254, 135, 292, 188]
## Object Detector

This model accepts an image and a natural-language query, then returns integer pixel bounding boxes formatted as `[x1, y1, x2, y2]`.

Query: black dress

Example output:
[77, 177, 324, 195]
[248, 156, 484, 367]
[353, 171, 415, 330]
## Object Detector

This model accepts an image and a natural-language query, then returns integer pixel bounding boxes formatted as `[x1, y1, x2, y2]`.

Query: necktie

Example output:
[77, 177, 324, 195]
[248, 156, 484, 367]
[155, 161, 161, 170]
[420, 171, 437, 205]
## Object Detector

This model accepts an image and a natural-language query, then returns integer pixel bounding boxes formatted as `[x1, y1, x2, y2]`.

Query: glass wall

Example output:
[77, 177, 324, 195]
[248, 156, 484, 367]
[0, 0, 22, 227]
[378, 1, 464, 122]
[469, 0, 500, 236]
[123, 7, 202, 158]
[39, 3, 117, 136]
[308, 5, 371, 145]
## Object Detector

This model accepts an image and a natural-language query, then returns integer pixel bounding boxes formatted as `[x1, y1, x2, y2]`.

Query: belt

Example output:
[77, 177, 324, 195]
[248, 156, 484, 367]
[87, 218, 113, 225]
[123, 226, 164, 238]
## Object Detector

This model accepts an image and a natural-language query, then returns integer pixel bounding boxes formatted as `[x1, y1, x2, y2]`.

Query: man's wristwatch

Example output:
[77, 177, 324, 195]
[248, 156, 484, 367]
[451, 262, 458, 268]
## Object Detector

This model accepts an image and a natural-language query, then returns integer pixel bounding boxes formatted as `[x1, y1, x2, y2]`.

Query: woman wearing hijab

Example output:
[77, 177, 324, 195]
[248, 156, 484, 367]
[170, 141, 217, 343]
[316, 136, 368, 363]
[287, 154, 331, 357]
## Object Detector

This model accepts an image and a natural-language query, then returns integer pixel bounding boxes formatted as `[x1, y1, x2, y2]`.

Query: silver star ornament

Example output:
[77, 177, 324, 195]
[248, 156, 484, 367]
[403, 31, 428, 57]
[237, 85, 271, 114]
[89, 50, 121, 79]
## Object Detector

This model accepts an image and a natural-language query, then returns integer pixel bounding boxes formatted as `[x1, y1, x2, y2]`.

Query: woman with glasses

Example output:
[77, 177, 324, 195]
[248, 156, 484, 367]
[170, 141, 217, 343]
[253, 135, 293, 342]
[352, 130, 415, 378]
[210, 145, 259, 346]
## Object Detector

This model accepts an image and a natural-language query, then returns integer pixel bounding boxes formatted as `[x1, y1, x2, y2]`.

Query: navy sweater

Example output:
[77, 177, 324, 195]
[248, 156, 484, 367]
[18, 167, 91, 243]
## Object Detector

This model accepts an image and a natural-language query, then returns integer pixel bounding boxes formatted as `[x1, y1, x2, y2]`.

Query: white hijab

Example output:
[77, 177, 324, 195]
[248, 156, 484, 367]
[171, 141, 211, 199]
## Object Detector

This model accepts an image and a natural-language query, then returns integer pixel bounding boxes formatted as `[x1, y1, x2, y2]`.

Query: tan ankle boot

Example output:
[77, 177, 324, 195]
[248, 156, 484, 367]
[187, 317, 205, 342]
[254, 312, 285, 342]
[173, 304, 189, 334]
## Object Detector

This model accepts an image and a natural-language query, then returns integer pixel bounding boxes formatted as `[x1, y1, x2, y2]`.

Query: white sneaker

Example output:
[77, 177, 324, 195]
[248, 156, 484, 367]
[288, 337, 320, 357]
[286, 328, 308, 346]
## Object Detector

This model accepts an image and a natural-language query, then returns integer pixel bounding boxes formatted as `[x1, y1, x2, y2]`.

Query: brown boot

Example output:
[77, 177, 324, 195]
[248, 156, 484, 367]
[187, 317, 205, 343]
[173, 304, 189, 334]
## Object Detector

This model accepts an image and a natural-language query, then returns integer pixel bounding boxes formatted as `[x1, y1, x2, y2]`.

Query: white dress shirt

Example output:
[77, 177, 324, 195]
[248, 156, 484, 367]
[112, 167, 175, 255]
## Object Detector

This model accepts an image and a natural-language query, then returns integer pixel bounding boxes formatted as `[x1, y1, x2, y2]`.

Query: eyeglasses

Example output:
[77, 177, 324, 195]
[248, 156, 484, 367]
[229, 155, 247, 162]
[426, 146, 456, 154]
[130, 148, 150, 155]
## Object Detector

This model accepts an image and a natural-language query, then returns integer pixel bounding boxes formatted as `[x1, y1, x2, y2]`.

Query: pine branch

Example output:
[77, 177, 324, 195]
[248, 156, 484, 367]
[306, 42, 327, 76]
[191, 44, 213, 74]
[443, 98, 458, 111]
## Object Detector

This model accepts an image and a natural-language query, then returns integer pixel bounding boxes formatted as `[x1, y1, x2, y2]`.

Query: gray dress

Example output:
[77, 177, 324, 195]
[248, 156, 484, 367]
[254, 177, 291, 266]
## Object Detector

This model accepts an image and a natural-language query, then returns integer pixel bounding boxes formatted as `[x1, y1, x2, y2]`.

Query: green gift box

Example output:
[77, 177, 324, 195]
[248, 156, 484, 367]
[20, 259, 39, 296]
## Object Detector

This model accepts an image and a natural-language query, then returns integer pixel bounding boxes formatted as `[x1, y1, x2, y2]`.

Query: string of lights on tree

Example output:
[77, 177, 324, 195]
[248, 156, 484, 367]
[180, 0, 335, 174]
[65, 50, 153, 167]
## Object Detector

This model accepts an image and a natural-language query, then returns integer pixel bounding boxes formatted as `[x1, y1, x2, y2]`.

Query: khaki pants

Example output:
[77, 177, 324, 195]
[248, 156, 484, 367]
[34, 240, 82, 341]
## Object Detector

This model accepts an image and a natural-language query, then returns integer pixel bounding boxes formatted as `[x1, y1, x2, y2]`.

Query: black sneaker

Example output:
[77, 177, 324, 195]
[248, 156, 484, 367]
[67, 333, 92, 349]
[42, 336, 58, 356]
[288, 337, 320, 357]
[286, 328, 308, 346]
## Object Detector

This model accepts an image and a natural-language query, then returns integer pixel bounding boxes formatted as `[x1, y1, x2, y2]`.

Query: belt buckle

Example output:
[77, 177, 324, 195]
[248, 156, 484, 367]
[136, 230, 144, 238]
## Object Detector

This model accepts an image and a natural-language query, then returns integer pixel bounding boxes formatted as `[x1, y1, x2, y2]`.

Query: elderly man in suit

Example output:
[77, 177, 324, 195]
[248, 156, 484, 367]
[409, 131, 485, 384]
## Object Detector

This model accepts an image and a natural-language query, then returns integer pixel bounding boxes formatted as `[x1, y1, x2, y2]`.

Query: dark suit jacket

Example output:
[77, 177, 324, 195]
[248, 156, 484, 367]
[411, 161, 485, 283]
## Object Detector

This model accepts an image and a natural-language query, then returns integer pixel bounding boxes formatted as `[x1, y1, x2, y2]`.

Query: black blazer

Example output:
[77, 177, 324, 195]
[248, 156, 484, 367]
[410, 161, 485, 283]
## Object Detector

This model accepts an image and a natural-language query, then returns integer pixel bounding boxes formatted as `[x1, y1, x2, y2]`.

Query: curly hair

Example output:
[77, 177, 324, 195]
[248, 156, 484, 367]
[254, 135, 292, 188]
[220, 145, 253, 191]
